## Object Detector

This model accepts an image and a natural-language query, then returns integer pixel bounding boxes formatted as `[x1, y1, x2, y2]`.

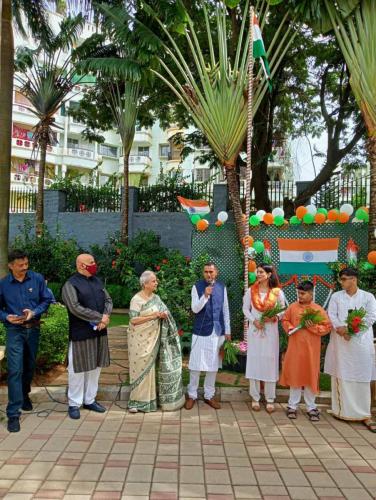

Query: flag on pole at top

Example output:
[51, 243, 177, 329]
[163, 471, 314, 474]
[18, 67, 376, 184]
[253, 15, 272, 90]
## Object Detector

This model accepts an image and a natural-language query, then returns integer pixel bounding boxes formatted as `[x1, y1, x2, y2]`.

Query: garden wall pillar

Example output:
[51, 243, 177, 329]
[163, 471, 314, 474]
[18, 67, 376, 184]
[213, 184, 228, 214]
[295, 181, 312, 205]
[43, 190, 67, 236]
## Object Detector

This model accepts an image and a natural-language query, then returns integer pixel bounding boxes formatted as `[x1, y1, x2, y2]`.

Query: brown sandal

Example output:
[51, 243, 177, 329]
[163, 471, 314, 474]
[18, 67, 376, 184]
[266, 403, 275, 414]
[307, 409, 320, 422]
[286, 407, 297, 419]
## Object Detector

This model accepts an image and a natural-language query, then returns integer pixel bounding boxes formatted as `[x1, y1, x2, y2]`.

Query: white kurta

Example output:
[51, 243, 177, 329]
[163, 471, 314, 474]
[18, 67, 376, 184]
[324, 289, 376, 382]
[325, 289, 376, 421]
[243, 289, 285, 382]
[188, 284, 231, 372]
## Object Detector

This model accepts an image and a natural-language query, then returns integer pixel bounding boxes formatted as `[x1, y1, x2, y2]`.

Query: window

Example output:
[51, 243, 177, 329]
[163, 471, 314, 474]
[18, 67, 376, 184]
[68, 138, 79, 149]
[99, 144, 118, 158]
[195, 168, 210, 182]
[138, 146, 150, 157]
[159, 144, 170, 158]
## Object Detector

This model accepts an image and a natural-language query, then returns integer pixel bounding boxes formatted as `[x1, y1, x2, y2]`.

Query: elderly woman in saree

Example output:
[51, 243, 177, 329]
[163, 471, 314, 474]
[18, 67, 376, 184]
[127, 270, 185, 413]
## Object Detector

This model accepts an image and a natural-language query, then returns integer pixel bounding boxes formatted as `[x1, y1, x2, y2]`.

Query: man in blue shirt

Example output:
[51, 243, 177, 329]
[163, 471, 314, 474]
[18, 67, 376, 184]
[0, 250, 51, 432]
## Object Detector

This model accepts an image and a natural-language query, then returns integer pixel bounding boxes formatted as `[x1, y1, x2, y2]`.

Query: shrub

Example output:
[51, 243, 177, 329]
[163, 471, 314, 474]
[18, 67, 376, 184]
[92, 231, 169, 287]
[106, 284, 136, 308]
[156, 252, 209, 332]
[11, 220, 79, 283]
[0, 303, 69, 372]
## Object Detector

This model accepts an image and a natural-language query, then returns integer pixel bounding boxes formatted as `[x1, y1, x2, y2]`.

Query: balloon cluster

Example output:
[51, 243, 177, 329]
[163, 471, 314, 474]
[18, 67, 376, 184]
[290, 204, 369, 225]
[249, 207, 287, 228]
[190, 211, 229, 231]
[241, 236, 265, 284]
[364, 251, 376, 271]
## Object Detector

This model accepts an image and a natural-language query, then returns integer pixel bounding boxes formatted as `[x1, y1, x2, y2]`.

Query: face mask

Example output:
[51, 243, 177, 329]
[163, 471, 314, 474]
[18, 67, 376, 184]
[85, 263, 98, 276]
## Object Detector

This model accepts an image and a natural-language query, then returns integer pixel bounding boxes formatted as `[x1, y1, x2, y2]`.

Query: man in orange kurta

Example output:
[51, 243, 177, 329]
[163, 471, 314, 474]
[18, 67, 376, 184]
[280, 281, 331, 420]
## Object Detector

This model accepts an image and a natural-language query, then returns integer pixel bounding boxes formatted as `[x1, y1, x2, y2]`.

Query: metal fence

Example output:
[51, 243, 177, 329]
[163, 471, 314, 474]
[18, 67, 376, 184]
[313, 174, 370, 209]
[10, 187, 36, 213]
[137, 183, 213, 212]
[240, 180, 296, 209]
[65, 186, 122, 212]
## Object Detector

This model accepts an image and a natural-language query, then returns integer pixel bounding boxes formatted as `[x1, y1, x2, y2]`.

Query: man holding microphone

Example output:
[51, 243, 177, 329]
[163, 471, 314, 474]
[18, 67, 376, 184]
[185, 262, 231, 410]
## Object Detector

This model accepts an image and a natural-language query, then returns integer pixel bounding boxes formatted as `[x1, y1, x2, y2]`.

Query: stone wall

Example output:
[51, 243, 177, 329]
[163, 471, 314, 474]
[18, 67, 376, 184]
[9, 185, 228, 256]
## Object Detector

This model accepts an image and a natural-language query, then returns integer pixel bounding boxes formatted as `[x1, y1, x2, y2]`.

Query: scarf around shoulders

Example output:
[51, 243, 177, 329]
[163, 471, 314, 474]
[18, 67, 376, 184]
[250, 282, 281, 312]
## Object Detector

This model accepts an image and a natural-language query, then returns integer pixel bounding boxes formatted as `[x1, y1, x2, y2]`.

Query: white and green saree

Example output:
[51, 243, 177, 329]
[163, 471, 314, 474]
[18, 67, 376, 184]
[128, 293, 185, 412]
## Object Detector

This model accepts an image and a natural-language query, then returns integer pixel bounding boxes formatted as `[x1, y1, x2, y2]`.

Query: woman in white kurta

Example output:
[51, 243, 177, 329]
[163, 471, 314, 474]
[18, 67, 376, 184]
[243, 263, 285, 412]
[324, 268, 376, 429]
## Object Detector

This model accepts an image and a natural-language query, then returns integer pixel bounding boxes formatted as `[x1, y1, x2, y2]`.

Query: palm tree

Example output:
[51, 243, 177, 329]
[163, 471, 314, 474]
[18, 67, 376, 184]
[14, 14, 88, 235]
[103, 0, 296, 240]
[0, 0, 51, 276]
[74, 4, 158, 244]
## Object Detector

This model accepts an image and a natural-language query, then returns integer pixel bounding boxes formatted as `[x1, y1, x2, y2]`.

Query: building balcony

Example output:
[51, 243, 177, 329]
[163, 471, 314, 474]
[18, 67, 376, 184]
[12, 137, 58, 156]
[69, 117, 86, 134]
[11, 172, 53, 188]
[134, 129, 152, 145]
[119, 155, 152, 174]
[167, 125, 183, 140]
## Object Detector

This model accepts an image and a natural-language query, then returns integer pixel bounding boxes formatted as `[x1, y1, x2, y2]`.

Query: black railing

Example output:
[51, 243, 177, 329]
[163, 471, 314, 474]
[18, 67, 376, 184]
[10, 188, 36, 213]
[240, 180, 296, 208]
[313, 174, 370, 209]
[138, 183, 213, 212]
[65, 186, 122, 212]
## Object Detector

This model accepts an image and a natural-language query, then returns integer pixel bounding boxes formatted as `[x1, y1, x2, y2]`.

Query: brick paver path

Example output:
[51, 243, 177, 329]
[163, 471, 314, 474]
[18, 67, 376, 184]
[0, 401, 375, 499]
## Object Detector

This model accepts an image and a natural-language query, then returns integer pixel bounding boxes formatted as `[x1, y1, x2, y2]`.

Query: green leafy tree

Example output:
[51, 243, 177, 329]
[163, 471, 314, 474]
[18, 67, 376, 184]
[101, 0, 297, 240]
[276, 0, 376, 247]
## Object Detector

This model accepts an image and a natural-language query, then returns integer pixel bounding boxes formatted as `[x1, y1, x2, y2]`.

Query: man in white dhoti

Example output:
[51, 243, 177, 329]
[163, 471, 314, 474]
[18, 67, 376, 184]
[185, 262, 231, 410]
[325, 267, 376, 432]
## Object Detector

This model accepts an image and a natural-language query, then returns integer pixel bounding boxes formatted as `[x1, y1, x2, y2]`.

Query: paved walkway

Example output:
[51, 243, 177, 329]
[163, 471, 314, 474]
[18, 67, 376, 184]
[0, 401, 375, 500]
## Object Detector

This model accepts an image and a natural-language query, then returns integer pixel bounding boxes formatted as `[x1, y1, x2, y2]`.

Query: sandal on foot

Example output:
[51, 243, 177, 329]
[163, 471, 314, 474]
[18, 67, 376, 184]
[266, 403, 275, 414]
[286, 407, 297, 419]
[363, 419, 376, 433]
[251, 401, 261, 411]
[307, 409, 320, 422]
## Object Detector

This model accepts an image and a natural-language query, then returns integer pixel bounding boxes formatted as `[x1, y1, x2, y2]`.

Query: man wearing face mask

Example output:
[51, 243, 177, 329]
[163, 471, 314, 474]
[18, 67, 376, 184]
[62, 254, 112, 419]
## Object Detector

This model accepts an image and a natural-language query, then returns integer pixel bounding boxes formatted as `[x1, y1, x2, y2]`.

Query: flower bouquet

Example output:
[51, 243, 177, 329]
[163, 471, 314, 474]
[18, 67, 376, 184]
[220, 340, 240, 365]
[346, 308, 367, 337]
[260, 303, 286, 326]
[288, 308, 326, 336]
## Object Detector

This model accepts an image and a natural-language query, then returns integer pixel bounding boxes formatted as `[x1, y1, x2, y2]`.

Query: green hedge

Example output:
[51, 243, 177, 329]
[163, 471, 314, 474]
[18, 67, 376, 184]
[0, 303, 69, 372]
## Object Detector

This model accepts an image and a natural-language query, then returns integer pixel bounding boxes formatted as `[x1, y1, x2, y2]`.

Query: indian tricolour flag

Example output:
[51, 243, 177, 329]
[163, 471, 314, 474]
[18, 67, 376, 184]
[177, 196, 210, 216]
[253, 16, 271, 90]
[277, 238, 340, 275]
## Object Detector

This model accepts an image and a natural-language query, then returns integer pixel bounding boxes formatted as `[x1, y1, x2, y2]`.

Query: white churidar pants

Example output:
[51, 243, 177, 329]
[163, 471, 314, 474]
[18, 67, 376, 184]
[68, 342, 101, 407]
[249, 379, 276, 403]
[288, 386, 316, 411]
[187, 370, 217, 400]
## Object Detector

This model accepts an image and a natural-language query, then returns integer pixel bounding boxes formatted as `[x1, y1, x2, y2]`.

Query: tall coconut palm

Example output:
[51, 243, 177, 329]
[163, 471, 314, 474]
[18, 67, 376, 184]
[0, 0, 51, 276]
[14, 14, 89, 235]
[102, 0, 296, 240]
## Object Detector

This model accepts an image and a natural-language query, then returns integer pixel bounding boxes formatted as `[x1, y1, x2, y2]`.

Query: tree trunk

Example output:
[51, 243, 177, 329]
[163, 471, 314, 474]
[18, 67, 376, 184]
[35, 138, 47, 236]
[0, 0, 13, 277]
[120, 150, 129, 245]
[226, 166, 245, 241]
[367, 135, 376, 251]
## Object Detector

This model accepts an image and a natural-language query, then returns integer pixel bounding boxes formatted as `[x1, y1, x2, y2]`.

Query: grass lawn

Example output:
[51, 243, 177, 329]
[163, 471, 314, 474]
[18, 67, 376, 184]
[109, 313, 129, 328]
